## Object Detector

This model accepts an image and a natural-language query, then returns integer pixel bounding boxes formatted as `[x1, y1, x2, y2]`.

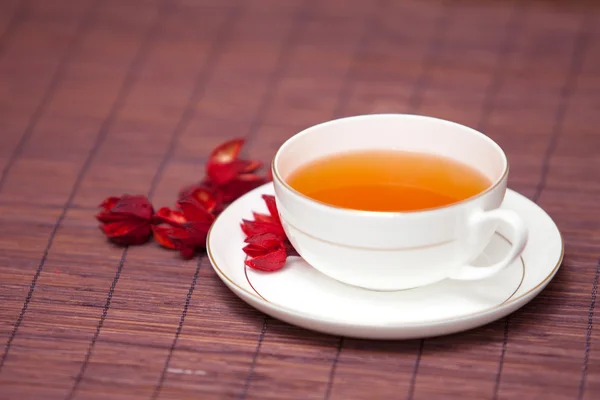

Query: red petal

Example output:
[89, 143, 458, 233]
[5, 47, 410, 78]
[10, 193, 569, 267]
[101, 221, 138, 237]
[183, 221, 212, 248]
[98, 196, 120, 211]
[101, 221, 152, 246]
[154, 207, 187, 226]
[178, 197, 215, 223]
[242, 244, 267, 258]
[108, 195, 154, 220]
[206, 159, 261, 186]
[166, 222, 211, 259]
[206, 161, 242, 185]
[153, 224, 201, 259]
[252, 212, 274, 223]
[242, 160, 262, 173]
[96, 195, 154, 224]
[244, 232, 283, 249]
[262, 195, 281, 225]
[152, 225, 178, 249]
[210, 138, 244, 164]
[113, 225, 152, 246]
[241, 219, 286, 237]
[239, 190, 297, 271]
[181, 186, 220, 213]
[245, 247, 287, 272]
[95, 210, 123, 224]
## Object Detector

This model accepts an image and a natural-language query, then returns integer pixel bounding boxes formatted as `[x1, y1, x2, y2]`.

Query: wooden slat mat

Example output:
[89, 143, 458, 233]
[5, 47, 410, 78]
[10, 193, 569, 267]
[0, 0, 599, 399]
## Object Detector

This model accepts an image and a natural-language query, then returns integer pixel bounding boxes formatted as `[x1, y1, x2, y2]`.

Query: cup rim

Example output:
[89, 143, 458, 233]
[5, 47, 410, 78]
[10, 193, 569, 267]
[272, 113, 509, 216]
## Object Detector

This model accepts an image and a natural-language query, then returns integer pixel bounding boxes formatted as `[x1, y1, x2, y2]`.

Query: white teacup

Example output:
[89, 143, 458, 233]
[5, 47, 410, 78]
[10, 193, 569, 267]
[271, 114, 528, 291]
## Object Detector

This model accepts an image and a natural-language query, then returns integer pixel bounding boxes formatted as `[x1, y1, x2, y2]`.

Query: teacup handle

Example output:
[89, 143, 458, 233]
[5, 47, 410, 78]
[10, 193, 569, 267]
[450, 209, 528, 281]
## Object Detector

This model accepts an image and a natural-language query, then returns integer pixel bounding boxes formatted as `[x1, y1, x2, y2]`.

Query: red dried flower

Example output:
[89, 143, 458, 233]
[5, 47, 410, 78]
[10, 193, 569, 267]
[242, 233, 288, 271]
[152, 192, 216, 259]
[178, 184, 223, 214]
[178, 139, 267, 208]
[96, 195, 154, 245]
[202, 138, 267, 204]
[241, 195, 285, 237]
[206, 139, 260, 183]
[241, 195, 297, 271]
[96, 137, 275, 262]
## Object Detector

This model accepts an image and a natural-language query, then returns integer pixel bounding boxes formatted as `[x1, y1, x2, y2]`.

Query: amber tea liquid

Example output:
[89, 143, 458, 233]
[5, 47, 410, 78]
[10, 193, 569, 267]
[286, 150, 492, 212]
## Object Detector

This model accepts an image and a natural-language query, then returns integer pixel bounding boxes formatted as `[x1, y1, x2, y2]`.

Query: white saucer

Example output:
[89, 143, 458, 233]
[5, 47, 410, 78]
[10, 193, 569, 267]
[207, 183, 563, 340]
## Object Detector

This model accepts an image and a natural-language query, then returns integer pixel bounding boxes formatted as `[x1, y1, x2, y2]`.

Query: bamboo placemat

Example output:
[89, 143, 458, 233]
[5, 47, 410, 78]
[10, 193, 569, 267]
[0, 0, 599, 399]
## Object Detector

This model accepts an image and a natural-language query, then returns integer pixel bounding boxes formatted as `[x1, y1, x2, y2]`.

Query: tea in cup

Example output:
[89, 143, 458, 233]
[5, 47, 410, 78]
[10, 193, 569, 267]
[271, 114, 528, 291]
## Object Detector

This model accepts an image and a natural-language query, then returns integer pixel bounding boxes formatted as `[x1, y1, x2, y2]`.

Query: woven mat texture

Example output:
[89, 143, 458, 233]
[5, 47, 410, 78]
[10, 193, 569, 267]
[0, 0, 599, 399]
